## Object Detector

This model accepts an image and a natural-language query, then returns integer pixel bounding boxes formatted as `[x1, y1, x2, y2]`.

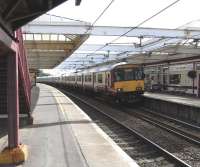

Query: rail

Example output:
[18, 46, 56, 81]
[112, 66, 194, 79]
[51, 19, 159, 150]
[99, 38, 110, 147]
[61, 89, 191, 167]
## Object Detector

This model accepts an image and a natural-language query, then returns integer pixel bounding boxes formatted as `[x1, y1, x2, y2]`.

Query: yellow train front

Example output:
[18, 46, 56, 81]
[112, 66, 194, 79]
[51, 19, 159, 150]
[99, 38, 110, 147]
[109, 64, 144, 102]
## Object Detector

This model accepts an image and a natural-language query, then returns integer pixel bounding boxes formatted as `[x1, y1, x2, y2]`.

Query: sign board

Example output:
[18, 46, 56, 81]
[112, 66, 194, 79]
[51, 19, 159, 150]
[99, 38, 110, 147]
[196, 63, 200, 70]
[169, 63, 193, 72]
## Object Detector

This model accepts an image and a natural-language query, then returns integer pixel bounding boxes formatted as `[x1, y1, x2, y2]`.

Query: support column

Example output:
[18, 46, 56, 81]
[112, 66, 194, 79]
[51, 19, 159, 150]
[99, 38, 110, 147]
[0, 52, 28, 165]
[7, 53, 19, 148]
[0, 27, 28, 165]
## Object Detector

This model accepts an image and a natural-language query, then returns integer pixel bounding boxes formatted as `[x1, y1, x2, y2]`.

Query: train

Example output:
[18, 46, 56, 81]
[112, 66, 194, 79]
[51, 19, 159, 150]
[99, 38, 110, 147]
[38, 62, 145, 102]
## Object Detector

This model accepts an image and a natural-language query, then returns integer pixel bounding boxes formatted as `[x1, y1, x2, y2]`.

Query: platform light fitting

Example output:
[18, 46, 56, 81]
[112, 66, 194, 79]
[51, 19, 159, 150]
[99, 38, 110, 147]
[75, 0, 81, 6]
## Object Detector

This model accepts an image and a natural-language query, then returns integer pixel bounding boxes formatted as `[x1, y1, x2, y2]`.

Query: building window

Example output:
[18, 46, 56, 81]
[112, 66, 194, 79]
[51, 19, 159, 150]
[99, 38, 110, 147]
[169, 74, 181, 84]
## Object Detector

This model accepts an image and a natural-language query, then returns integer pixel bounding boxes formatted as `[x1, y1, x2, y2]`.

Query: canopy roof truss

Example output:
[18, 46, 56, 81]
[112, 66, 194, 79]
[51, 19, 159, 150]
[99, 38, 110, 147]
[0, 0, 72, 37]
[24, 31, 88, 69]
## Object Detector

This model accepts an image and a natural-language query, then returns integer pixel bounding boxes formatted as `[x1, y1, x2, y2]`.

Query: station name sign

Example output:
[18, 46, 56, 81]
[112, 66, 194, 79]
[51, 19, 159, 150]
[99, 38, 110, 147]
[169, 63, 193, 71]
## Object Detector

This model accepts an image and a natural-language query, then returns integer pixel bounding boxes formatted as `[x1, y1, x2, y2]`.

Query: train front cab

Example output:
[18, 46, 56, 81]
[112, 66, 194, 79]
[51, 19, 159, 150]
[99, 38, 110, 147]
[110, 65, 144, 102]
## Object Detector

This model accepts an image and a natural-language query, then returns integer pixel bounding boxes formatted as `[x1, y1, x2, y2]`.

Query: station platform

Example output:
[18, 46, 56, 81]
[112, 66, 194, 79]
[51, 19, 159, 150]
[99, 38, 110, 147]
[143, 92, 200, 124]
[0, 83, 139, 167]
[143, 92, 200, 108]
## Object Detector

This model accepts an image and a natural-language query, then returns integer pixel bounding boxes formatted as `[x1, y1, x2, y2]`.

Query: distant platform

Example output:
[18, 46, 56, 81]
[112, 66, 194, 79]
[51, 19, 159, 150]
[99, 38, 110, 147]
[143, 92, 200, 108]
[0, 83, 139, 167]
[143, 92, 200, 124]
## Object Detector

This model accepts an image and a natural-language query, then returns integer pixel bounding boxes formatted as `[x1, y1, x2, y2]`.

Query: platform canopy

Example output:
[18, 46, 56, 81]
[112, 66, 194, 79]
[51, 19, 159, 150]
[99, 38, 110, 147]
[24, 33, 88, 69]
[23, 15, 89, 69]
[23, 14, 200, 70]
[0, 0, 80, 38]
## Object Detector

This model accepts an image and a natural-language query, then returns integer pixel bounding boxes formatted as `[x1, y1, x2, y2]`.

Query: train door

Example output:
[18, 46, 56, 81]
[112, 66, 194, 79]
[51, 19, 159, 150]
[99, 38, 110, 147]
[198, 74, 200, 97]
[81, 74, 84, 90]
[163, 67, 168, 90]
[92, 73, 95, 90]
[107, 73, 110, 88]
[104, 72, 107, 91]
[106, 72, 110, 89]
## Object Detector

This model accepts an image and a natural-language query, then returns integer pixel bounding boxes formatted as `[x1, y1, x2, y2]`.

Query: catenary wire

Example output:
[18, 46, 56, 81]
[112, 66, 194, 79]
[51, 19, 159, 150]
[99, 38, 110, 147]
[60, 0, 181, 69]
[84, 0, 116, 34]
[53, 0, 116, 69]
[45, 13, 88, 23]
[91, 0, 115, 26]
[86, 0, 181, 57]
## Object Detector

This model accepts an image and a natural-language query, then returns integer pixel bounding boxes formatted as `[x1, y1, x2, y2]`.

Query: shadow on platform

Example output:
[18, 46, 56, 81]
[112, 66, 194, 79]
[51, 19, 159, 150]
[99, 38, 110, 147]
[0, 128, 7, 139]
[30, 86, 40, 113]
[36, 102, 73, 106]
[26, 120, 93, 129]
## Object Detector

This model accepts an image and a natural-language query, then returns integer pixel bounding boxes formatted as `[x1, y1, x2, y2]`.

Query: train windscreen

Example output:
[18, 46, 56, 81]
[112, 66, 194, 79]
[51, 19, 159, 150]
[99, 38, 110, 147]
[114, 67, 143, 81]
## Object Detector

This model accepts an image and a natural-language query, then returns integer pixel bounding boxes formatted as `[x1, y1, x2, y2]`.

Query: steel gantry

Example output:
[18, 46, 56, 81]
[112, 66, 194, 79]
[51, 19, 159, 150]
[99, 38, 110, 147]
[23, 22, 200, 39]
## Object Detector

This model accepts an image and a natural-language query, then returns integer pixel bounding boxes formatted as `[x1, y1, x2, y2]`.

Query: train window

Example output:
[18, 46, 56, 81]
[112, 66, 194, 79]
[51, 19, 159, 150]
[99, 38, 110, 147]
[196, 63, 200, 70]
[125, 69, 133, 80]
[85, 75, 92, 82]
[77, 76, 81, 81]
[88, 75, 91, 82]
[94, 74, 96, 83]
[98, 74, 103, 83]
[169, 74, 181, 84]
[114, 70, 124, 81]
[134, 69, 143, 80]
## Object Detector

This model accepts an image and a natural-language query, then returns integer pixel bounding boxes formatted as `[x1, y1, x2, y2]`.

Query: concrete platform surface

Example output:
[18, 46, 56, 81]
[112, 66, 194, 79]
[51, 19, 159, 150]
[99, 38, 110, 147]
[0, 83, 139, 167]
[144, 92, 200, 108]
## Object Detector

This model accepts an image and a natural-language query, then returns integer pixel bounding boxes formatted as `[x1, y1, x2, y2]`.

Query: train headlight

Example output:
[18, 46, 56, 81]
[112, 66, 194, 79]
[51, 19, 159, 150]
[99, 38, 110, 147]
[136, 87, 142, 91]
[117, 88, 123, 92]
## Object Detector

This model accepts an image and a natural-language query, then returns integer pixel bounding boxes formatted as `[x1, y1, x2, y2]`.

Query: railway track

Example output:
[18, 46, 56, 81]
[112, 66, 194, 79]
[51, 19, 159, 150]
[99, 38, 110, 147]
[94, 95, 200, 146]
[62, 90, 191, 167]
[123, 106, 200, 146]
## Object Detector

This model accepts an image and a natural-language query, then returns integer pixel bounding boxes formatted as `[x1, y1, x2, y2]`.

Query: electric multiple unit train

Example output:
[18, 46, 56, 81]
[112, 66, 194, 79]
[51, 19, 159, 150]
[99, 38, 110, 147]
[38, 62, 145, 102]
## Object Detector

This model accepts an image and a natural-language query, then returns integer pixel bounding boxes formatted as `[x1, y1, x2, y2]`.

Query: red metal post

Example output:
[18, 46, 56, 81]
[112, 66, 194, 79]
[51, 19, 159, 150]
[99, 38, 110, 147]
[7, 52, 19, 148]
[198, 74, 200, 97]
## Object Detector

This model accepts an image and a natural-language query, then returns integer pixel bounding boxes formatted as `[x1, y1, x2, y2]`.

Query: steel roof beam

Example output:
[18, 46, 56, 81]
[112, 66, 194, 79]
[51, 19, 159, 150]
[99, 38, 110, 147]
[3, 0, 23, 20]
[27, 56, 66, 59]
[153, 45, 200, 54]
[27, 52, 66, 57]
[26, 43, 137, 53]
[25, 41, 74, 50]
[23, 24, 200, 39]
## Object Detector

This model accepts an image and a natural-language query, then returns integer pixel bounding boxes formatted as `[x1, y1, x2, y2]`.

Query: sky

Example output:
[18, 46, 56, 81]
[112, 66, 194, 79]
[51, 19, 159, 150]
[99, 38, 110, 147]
[43, 0, 200, 74]
[48, 0, 200, 29]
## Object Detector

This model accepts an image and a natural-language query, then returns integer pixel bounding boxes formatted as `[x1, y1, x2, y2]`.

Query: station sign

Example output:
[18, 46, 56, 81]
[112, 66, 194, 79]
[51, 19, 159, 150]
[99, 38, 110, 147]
[196, 63, 200, 70]
[169, 63, 193, 71]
